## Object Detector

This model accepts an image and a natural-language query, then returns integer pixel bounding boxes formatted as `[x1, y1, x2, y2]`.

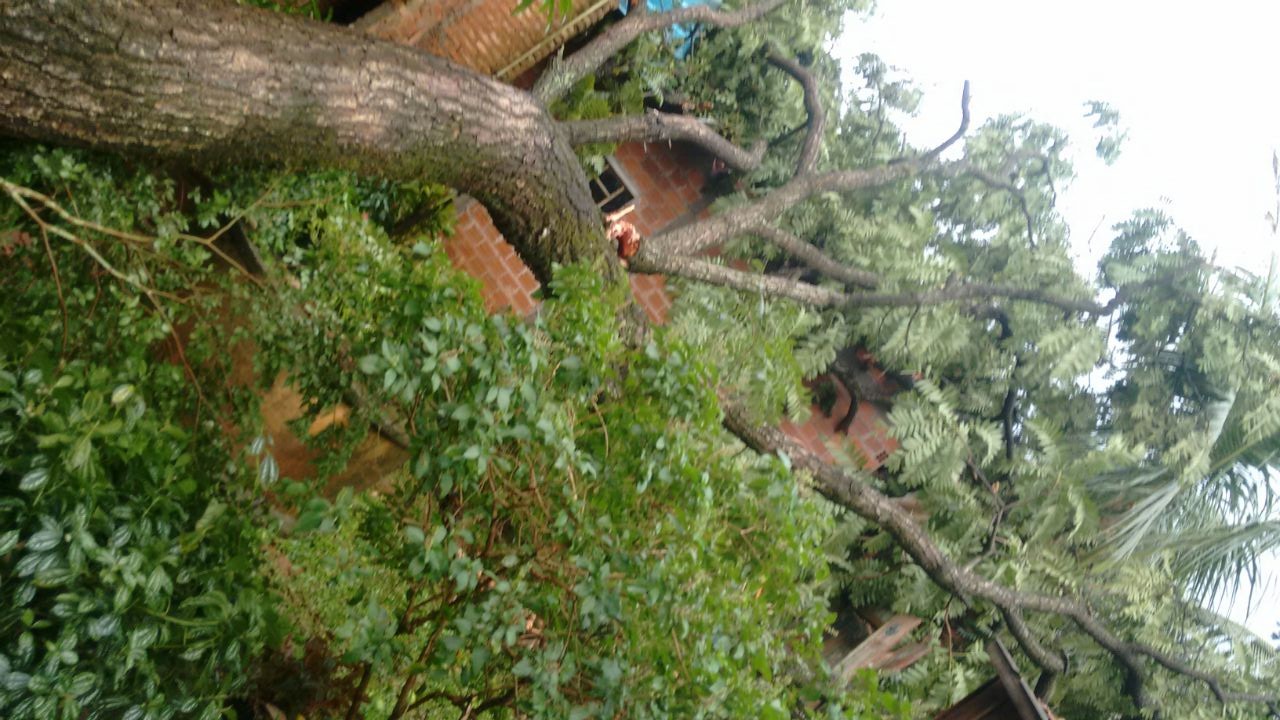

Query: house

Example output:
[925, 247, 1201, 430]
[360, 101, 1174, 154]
[296, 0, 899, 473]
[256, 3, 1062, 715]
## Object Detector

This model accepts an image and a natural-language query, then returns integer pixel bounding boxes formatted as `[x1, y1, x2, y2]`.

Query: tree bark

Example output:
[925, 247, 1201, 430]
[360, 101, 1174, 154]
[766, 53, 825, 176]
[640, 161, 937, 259]
[563, 110, 766, 172]
[632, 251, 1108, 314]
[641, 82, 972, 259]
[0, 0, 613, 284]
[4, 4, 1274, 714]
[719, 396, 1279, 714]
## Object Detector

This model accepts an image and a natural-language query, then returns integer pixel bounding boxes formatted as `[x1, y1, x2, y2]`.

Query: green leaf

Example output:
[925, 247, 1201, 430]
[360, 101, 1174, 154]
[26, 528, 62, 552]
[512, 657, 534, 677]
[358, 355, 382, 374]
[295, 511, 325, 533]
[68, 672, 96, 697]
[15, 551, 58, 578]
[145, 567, 171, 600]
[110, 384, 136, 406]
[88, 615, 121, 639]
[257, 454, 279, 487]
[19, 467, 50, 492]
[194, 500, 227, 535]
[0, 529, 20, 555]
[67, 435, 92, 473]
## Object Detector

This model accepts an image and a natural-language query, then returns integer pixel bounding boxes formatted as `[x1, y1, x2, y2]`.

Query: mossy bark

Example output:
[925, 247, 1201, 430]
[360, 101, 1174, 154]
[0, 0, 615, 283]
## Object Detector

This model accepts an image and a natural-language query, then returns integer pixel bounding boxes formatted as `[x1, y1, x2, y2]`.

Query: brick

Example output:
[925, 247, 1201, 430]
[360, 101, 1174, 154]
[677, 183, 701, 206]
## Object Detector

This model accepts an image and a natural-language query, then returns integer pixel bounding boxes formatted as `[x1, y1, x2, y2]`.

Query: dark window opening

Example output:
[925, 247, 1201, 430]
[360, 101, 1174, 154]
[331, 0, 389, 24]
[590, 160, 636, 214]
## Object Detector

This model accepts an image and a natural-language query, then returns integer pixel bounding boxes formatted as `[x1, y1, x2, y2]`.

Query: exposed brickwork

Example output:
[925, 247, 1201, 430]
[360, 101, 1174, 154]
[444, 201, 541, 316]
[442, 142, 709, 323]
[358, 0, 611, 77]
[628, 272, 671, 324]
[439, 141, 895, 471]
[611, 141, 709, 238]
[236, 2, 896, 489]
[780, 376, 897, 470]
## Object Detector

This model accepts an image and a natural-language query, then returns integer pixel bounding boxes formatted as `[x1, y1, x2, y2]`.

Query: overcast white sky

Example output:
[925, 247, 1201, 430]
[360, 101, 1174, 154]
[836, 0, 1279, 641]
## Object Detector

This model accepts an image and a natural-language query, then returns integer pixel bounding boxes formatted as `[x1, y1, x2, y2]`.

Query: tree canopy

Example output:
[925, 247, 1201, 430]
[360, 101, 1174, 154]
[1, 1, 1278, 719]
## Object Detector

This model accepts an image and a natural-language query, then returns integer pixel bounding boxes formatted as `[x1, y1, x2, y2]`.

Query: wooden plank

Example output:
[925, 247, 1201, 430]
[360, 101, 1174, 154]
[835, 614, 921, 681]
[878, 640, 933, 672]
[986, 638, 1049, 720]
[935, 679, 1018, 720]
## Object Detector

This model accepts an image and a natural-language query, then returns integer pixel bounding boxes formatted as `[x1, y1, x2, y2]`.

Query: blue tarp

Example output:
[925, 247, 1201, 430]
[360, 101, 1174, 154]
[618, 0, 720, 59]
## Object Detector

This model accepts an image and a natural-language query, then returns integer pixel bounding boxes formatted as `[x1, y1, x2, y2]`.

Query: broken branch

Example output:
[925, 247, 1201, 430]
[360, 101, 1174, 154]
[561, 110, 766, 172]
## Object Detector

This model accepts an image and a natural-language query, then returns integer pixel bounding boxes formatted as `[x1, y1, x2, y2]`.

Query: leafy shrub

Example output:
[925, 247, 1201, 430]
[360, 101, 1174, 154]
[0, 364, 273, 720]
[0, 146, 279, 720]
[1, 141, 910, 718]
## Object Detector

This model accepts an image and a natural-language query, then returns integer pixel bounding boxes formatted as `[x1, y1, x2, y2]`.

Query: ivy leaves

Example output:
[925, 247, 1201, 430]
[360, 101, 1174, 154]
[0, 361, 271, 720]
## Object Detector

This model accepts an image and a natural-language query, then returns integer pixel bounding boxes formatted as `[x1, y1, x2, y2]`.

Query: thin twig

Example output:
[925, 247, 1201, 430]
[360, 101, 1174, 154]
[36, 223, 69, 358]
[1, 177, 265, 287]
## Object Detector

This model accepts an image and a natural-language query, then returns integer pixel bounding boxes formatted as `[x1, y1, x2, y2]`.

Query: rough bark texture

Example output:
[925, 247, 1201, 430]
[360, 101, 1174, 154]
[719, 397, 1279, 715]
[4, 3, 1274, 715]
[0, 0, 613, 284]
[766, 53, 825, 176]
[563, 110, 766, 172]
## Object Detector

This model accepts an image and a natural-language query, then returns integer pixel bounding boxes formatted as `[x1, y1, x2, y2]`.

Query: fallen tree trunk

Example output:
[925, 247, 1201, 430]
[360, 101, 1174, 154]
[0, 0, 611, 284]
[4, 3, 1277, 716]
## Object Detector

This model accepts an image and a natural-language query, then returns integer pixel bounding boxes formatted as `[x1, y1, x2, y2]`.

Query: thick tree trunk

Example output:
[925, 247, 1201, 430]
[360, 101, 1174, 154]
[0, 0, 612, 284]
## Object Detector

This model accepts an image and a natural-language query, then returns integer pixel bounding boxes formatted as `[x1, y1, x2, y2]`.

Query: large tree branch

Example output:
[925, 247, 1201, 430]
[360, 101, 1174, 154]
[842, 282, 1105, 313]
[640, 164, 925, 258]
[532, 0, 789, 105]
[1001, 607, 1066, 675]
[766, 53, 826, 176]
[0, 0, 615, 286]
[718, 397, 1279, 715]
[629, 252, 848, 305]
[642, 82, 971, 258]
[561, 110, 766, 172]
[751, 227, 879, 288]
[630, 253, 1111, 314]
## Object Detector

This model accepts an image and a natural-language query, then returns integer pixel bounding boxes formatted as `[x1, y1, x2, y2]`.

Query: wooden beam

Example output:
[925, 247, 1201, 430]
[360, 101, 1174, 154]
[834, 614, 922, 681]
[987, 638, 1050, 720]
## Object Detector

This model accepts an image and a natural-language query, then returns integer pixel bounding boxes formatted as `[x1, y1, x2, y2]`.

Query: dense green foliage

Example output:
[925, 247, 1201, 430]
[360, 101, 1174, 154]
[3, 1, 1280, 718]
[0, 142, 907, 719]
[585, 4, 1280, 717]
[0, 147, 280, 720]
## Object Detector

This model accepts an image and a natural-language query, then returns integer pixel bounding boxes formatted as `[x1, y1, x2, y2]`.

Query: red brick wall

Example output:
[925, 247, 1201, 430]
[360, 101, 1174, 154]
[442, 141, 710, 324]
[443, 201, 541, 316]
[611, 142, 708, 238]
[780, 374, 899, 470]
[357, 0, 609, 76]
[439, 141, 897, 471]
[612, 141, 712, 323]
